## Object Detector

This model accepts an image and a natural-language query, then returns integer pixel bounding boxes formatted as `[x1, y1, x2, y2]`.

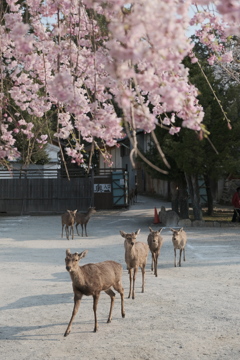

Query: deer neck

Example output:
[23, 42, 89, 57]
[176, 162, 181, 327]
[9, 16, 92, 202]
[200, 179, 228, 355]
[69, 266, 85, 286]
[125, 242, 138, 259]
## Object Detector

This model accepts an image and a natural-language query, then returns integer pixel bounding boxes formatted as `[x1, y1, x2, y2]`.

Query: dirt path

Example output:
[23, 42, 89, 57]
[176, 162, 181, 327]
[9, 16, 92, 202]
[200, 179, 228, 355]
[0, 197, 240, 360]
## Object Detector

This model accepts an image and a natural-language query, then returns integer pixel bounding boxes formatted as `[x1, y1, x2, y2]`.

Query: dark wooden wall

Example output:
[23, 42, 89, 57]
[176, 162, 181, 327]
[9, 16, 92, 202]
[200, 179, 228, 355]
[0, 168, 129, 215]
[0, 177, 93, 215]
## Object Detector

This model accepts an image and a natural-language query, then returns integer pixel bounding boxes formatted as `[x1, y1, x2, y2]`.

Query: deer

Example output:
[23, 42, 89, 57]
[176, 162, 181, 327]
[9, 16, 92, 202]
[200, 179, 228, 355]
[170, 228, 187, 267]
[129, 187, 138, 205]
[64, 249, 125, 336]
[147, 227, 163, 277]
[120, 229, 149, 299]
[75, 207, 96, 237]
[61, 210, 77, 240]
[159, 206, 179, 227]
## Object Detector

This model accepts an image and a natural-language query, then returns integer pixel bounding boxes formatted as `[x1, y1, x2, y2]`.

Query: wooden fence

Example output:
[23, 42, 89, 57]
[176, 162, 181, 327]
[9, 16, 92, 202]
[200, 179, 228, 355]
[0, 169, 93, 215]
[0, 168, 129, 215]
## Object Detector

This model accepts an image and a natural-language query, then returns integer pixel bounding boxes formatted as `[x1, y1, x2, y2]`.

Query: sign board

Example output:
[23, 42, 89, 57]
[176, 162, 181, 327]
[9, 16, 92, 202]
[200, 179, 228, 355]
[94, 184, 111, 193]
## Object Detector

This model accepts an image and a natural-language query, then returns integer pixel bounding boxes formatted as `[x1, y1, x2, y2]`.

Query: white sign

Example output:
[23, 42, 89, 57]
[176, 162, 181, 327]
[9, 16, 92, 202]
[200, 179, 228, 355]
[94, 184, 111, 193]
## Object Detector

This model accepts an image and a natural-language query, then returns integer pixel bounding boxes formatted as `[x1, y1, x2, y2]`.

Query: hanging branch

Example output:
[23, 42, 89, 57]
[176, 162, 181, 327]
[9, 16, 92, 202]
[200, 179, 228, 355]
[87, 141, 95, 174]
[124, 115, 169, 175]
[132, 73, 171, 171]
[56, 8, 70, 180]
[150, 130, 171, 169]
[196, 60, 231, 127]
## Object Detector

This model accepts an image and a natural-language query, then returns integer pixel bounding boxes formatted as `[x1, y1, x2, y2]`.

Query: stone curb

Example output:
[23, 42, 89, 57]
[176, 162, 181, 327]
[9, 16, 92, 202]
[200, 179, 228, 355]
[178, 219, 240, 228]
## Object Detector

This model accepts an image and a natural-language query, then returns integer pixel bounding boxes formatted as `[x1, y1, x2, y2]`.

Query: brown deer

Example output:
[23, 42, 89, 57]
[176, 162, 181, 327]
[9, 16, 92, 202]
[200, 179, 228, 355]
[159, 206, 179, 227]
[64, 249, 125, 336]
[75, 207, 96, 237]
[129, 187, 137, 205]
[170, 228, 187, 267]
[147, 227, 163, 277]
[120, 229, 149, 299]
[61, 210, 77, 240]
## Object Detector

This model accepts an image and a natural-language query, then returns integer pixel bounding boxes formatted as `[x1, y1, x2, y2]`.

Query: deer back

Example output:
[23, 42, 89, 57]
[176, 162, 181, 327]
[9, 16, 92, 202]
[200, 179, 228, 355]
[76, 207, 96, 224]
[62, 210, 77, 225]
[72, 261, 123, 295]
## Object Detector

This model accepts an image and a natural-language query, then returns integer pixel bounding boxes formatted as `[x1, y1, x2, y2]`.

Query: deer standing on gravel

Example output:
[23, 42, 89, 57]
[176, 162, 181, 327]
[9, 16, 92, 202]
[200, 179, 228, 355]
[61, 210, 77, 240]
[120, 229, 149, 299]
[75, 207, 96, 237]
[64, 249, 125, 336]
[170, 228, 187, 267]
[147, 227, 163, 277]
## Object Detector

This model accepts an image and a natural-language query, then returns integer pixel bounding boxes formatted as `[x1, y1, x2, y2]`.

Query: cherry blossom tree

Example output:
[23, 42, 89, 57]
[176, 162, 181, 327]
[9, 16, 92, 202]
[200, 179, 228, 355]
[0, 0, 239, 170]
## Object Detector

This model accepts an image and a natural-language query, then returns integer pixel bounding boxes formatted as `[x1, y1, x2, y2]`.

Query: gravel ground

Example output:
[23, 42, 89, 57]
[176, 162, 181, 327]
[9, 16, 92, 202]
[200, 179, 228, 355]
[0, 196, 240, 360]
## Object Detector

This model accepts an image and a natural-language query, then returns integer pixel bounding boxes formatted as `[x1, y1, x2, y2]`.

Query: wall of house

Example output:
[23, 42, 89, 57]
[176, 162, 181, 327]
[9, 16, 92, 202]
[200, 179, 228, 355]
[121, 145, 136, 190]
[0, 143, 60, 179]
[220, 178, 240, 204]
[145, 173, 169, 199]
[99, 146, 122, 169]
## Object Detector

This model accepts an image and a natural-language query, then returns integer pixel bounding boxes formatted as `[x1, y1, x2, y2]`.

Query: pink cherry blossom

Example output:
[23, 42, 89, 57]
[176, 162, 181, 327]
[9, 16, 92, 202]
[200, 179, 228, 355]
[0, 0, 239, 166]
[169, 127, 181, 135]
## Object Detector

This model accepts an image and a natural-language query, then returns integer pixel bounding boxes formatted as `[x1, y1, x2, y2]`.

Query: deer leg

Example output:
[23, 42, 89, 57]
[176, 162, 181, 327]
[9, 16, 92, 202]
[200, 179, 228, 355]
[71, 225, 74, 240]
[155, 254, 158, 277]
[81, 224, 83, 237]
[105, 289, 115, 323]
[151, 253, 154, 272]
[179, 249, 182, 267]
[154, 261, 157, 277]
[174, 248, 177, 267]
[75, 224, 80, 236]
[65, 225, 69, 240]
[133, 267, 139, 299]
[64, 294, 82, 337]
[93, 293, 100, 332]
[120, 290, 125, 318]
[183, 248, 186, 262]
[140, 265, 145, 293]
[85, 224, 88, 237]
[128, 268, 133, 299]
[113, 282, 125, 318]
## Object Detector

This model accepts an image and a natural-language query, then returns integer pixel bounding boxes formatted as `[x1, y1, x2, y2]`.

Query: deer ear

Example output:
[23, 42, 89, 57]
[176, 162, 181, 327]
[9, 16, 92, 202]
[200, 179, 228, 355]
[170, 228, 174, 232]
[66, 249, 71, 255]
[149, 227, 153, 232]
[159, 228, 163, 234]
[120, 230, 126, 238]
[79, 250, 88, 259]
[73, 210, 77, 214]
[135, 229, 141, 235]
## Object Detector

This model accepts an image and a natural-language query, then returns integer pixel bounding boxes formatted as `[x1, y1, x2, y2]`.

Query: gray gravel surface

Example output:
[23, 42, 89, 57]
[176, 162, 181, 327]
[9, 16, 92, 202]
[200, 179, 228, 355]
[0, 196, 240, 360]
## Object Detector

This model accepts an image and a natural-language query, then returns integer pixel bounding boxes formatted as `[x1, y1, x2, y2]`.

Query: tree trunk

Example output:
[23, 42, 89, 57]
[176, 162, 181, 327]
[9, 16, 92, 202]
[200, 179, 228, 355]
[170, 181, 179, 213]
[178, 179, 189, 219]
[170, 178, 189, 218]
[185, 173, 202, 220]
[204, 175, 214, 216]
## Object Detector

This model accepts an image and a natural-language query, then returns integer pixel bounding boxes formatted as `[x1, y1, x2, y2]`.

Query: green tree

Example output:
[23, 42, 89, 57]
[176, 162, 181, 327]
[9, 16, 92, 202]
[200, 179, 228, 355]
[143, 41, 240, 220]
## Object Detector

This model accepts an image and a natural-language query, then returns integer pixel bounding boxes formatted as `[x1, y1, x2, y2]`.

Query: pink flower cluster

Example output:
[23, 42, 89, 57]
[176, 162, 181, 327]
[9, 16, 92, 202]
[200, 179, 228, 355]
[191, 9, 234, 65]
[0, 0, 238, 165]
